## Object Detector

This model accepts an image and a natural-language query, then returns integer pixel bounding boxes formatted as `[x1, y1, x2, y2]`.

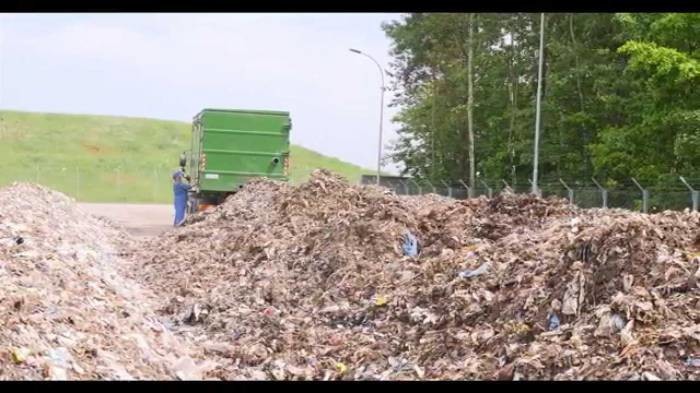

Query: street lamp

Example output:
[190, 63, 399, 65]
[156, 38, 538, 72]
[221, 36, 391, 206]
[350, 48, 385, 186]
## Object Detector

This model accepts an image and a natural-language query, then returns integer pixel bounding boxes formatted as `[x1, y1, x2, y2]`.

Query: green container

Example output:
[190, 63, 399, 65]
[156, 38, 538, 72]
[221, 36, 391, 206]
[183, 108, 291, 207]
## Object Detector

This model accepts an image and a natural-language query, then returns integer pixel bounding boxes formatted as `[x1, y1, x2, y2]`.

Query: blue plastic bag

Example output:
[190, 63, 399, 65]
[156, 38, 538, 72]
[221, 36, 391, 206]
[547, 313, 560, 331]
[402, 232, 419, 257]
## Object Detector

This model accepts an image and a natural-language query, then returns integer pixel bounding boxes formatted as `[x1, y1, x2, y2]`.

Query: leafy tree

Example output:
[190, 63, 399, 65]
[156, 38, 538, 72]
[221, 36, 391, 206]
[383, 13, 699, 190]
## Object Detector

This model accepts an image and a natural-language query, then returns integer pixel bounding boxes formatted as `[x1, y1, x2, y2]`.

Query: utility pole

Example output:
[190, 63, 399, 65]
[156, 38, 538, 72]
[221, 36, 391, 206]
[467, 13, 476, 193]
[532, 13, 545, 195]
[349, 48, 385, 186]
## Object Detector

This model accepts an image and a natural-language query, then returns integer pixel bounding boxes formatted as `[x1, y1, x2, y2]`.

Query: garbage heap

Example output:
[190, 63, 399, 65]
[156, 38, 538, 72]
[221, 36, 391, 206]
[0, 183, 211, 380]
[131, 170, 700, 380]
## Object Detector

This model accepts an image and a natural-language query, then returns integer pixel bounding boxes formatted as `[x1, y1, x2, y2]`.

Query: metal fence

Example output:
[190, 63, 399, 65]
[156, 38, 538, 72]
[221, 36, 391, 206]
[369, 175, 700, 213]
[0, 165, 177, 203]
[3, 166, 699, 212]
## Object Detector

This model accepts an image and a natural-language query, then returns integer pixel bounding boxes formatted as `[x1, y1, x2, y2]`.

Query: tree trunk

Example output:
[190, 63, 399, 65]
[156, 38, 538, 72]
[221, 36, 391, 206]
[431, 78, 437, 180]
[569, 14, 585, 114]
[569, 13, 591, 176]
[467, 13, 476, 194]
[508, 19, 518, 187]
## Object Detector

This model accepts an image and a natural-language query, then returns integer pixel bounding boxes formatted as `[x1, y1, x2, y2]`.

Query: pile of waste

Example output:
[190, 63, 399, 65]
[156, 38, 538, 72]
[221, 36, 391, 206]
[130, 170, 700, 380]
[0, 183, 211, 380]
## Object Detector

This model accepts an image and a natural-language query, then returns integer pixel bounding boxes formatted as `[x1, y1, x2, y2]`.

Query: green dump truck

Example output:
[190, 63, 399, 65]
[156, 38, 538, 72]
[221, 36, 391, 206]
[179, 108, 291, 213]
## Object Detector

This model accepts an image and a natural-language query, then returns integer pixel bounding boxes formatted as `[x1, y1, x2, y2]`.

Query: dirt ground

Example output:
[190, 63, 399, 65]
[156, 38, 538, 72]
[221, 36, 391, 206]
[78, 203, 173, 237]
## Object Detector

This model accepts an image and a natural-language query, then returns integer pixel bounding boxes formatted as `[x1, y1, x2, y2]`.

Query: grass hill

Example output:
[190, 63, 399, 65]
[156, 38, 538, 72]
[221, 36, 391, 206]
[0, 110, 373, 202]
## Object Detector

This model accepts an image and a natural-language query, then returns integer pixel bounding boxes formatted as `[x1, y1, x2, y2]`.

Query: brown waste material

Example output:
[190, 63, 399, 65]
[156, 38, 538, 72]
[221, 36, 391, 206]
[129, 170, 700, 380]
[0, 183, 212, 380]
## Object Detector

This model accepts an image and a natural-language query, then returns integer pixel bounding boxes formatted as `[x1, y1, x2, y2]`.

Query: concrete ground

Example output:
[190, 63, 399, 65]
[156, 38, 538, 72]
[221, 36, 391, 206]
[78, 203, 173, 238]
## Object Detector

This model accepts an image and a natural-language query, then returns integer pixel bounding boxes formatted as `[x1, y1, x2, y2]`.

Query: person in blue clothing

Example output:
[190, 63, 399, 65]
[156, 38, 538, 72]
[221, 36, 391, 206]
[172, 170, 192, 227]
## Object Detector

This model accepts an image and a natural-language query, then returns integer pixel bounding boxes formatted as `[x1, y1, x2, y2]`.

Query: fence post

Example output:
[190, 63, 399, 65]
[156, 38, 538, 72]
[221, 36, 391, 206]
[458, 180, 472, 199]
[530, 179, 540, 197]
[591, 177, 608, 209]
[630, 177, 648, 213]
[400, 180, 409, 195]
[441, 180, 452, 198]
[680, 176, 698, 212]
[408, 179, 423, 195]
[527, 179, 543, 197]
[479, 179, 493, 199]
[424, 179, 437, 194]
[559, 178, 574, 206]
[501, 179, 511, 191]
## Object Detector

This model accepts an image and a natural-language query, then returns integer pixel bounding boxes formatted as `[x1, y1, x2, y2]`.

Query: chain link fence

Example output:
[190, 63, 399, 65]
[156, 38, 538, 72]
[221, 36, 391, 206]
[2, 167, 698, 212]
[0, 165, 177, 203]
[365, 175, 700, 213]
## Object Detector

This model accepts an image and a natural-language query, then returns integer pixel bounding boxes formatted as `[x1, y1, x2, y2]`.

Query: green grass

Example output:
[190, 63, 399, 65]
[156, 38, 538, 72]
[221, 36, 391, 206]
[0, 110, 372, 202]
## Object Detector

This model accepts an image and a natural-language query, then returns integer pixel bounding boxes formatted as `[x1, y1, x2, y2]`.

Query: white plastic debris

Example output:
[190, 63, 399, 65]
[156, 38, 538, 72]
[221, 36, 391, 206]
[459, 262, 491, 279]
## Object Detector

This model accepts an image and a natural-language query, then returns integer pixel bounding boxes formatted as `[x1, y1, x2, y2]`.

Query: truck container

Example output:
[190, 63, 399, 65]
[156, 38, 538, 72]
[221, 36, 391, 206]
[180, 108, 291, 212]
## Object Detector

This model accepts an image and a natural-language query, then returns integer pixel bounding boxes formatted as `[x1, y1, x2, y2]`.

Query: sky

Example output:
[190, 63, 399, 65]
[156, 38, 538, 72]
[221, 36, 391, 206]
[0, 13, 404, 173]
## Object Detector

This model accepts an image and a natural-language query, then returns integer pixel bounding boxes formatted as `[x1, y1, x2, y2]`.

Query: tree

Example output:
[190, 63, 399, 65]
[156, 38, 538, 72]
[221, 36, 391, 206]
[590, 13, 699, 183]
[383, 13, 699, 191]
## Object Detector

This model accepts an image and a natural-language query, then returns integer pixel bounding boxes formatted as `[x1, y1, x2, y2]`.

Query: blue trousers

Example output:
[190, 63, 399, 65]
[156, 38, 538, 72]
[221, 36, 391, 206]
[174, 195, 187, 226]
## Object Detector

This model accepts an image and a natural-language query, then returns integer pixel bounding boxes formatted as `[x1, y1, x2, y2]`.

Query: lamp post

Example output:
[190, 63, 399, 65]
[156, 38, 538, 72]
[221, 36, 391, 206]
[350, 48, 385, 186]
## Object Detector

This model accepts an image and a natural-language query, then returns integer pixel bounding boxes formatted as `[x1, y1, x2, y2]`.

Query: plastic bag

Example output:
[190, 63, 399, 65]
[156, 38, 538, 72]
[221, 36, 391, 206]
[547, 313, 560, 331]
[402, 232, 419, 257]
[459, 262, 491, 279]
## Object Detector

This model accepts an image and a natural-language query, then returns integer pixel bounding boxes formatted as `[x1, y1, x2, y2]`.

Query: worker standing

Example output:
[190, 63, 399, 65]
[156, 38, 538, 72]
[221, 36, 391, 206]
[172, 170, 192, 227]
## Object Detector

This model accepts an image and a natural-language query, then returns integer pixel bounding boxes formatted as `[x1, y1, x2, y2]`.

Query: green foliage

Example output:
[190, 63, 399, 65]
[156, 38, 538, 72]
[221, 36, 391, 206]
[619, 41, 699, 84]
[384, 13, 699, 189]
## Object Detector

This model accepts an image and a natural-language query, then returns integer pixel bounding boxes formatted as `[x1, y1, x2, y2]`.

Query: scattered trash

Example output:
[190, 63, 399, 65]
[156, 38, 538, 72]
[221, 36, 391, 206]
[642, 371, 661, 381]
[686, 357, 700, 368]
[11, 347, 31, 364]
[47, 347, 73, 369]
[402, 232, 419, 257]
[183, 303, 207, 324]
[127, 171, 699, 380]
[611, 314, 626, 331]
[620, 320, 636, 347]
[335, 362, 348, 375]
[505, 321, 531, 335]
[173, 356, 203, 380]
[47, 365, 68, 381]
[0, 236, 24, 247]
[0, 183, 204, 380]
[2, 171, 699, 381]
[374, 295, 388, 307]
[413, 365, 425, 378]
[458, 262, 491, 279]
[547, 313, 560, 331]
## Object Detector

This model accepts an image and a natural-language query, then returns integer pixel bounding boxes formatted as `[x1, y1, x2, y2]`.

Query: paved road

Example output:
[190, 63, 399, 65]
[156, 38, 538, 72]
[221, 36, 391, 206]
[78, 203, 173, 237]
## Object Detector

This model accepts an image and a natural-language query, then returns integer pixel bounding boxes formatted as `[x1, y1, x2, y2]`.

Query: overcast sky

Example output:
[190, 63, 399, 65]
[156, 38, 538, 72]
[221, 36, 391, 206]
[0, 13, 403, 172]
